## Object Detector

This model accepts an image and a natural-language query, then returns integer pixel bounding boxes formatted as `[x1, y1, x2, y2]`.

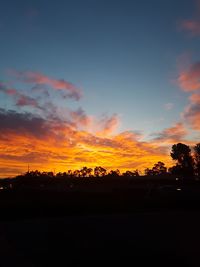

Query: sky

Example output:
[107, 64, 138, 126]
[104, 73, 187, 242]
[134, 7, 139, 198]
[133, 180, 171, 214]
[0, 0, 200, 177]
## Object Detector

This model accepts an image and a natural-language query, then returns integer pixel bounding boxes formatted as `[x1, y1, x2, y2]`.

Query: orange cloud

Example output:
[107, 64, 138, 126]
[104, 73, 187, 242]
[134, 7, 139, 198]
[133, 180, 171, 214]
[189, 93, 200, 103]
[152, 123, 188, 144]
[176, 59, 200, 131]
[97, 114, 120, 136]
[183, 93, 200, 130]
[178, 62, 200, 91]
[11, 70, 82, 100]
[0, 109, 172, 178]
[70, 108, 92, 129]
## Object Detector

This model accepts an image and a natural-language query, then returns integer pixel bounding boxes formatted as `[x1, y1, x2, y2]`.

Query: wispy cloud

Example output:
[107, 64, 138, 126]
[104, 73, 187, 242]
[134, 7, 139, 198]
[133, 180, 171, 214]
[0, 80, 120, 135]
[178, 61, 200, 91]
[183, 93, 200, 130]
[152, 123, 187, 143]
[179, 0, 200, 36]
[97, 114, 120, 136]
[11, 70, 82, 100]
[0, 82, 18, 95]
[16, 95, 40, 109]
[70, 107, 92, 129]
[176, 57, 200, 131]
[0, 82, 41, 109]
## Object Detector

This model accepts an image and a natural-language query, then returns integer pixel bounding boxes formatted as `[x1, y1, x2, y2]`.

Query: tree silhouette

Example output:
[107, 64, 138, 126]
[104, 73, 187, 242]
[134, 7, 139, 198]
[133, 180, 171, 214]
[73, 169, 80, 177]
[170, 143, 194, 177]
[194, 143, 200, 177]
[67, 170, 73, 177]
[123, 170, 139, 177]
[56, 172, 63, 178]
[79, 167, 93, 177]
[152, 162, 167, 175]
[94, 166, 107, 177]
[87, 168, 93, 177]
[144, 168, 152, 176]
[144, 162, 167, 176]
[108, 169, 120, 177]
[5, 142, 200, 191]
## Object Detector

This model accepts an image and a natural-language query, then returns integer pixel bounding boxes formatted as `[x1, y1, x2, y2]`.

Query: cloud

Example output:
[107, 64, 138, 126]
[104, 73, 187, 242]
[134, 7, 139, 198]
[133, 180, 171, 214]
[178, 62, 200, 91]
[0, 108, 172, 177]
[16, 95, 41, 109]
[0, 108, 49, 138]
[97, 114, 120, 136]
[180, 19, 200, 36]
[12, 70, 82, 100]
[31, 84, 50, 97]
[152, 123, 187, 143]
[116, 131, 143, 141]
[176, 59, 200, 131]
[183, 93, 200, 130]
[179, 0, 200, 36]
[0, 82, 42, 110]
[0, 167, 25, 178]
[70, 107, 92, 128]
[1, 65, 183, 177]
[0, 82, 18, 95]
[189, 93, 200, 103]
[1, 81, 112, 133]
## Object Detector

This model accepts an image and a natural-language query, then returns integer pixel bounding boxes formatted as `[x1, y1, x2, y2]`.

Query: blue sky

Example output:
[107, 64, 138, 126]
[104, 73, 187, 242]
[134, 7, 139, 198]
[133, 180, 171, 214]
[0, 0, 196, 133]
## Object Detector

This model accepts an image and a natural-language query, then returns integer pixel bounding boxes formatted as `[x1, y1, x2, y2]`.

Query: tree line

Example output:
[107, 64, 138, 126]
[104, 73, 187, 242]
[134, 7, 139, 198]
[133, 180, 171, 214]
[18, 142, 200, 179]
[145, 143, 200, 177]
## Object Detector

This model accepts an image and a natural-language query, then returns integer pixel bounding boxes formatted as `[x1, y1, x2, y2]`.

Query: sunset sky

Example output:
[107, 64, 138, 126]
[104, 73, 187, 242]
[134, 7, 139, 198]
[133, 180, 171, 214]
[0, 0, 200, 177]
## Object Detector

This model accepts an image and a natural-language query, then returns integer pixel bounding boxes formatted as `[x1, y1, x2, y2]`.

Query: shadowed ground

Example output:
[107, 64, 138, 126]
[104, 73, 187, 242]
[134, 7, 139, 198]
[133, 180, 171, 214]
[0, 212, 200, 267]
[0, 180, 200, 266]
[0, 181, 200, 267]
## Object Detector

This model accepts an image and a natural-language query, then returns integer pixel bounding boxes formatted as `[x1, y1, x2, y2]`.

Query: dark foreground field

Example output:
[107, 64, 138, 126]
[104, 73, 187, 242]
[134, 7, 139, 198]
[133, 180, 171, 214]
[1, 179, 200, 266]
[1, 212, 200, 267]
